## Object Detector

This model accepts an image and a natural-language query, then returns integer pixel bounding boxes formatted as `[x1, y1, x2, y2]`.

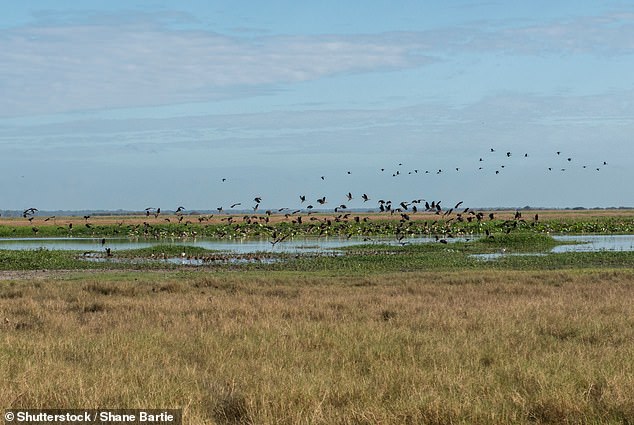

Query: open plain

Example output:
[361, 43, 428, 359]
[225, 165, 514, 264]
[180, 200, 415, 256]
[1, 211, 634, 424]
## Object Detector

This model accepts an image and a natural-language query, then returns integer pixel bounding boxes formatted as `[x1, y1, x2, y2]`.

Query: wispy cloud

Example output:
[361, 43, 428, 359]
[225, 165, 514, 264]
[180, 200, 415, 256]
[2, 9, 634, 117]
[0, 16, 433, 117]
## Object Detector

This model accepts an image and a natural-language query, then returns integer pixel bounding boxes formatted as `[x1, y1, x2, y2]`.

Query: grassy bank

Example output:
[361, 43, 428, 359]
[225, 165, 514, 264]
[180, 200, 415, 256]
[1, 269, 634, 424]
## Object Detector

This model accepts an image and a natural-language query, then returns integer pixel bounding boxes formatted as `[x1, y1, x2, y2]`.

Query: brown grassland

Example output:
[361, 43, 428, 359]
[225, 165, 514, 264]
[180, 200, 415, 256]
[2, 268, 634, 424]
[2, 208, 634, 227]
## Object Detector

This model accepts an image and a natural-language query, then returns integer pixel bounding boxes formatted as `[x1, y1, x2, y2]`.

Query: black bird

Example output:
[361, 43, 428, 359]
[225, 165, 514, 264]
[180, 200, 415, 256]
[176, 206, 185, 213]
[254, 197, 262, 203]
[317, 197, 326, 205]
[230, 203, 241, 208]
[346, 192, 353, 201]
[362, 194, 370, 202]
[22, 207, 38, 218]
[300, 195, 306, 203]
[506, 152, 511, 157]
[454, 201, 464, 209]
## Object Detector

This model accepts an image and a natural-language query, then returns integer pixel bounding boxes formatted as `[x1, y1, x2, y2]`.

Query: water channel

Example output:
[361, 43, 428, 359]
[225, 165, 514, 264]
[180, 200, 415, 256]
[1, 234, 633, 254]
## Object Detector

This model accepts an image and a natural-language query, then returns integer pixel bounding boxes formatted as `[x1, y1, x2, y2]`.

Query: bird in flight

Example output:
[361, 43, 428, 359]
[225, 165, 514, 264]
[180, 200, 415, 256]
[23, 207, 38, 217]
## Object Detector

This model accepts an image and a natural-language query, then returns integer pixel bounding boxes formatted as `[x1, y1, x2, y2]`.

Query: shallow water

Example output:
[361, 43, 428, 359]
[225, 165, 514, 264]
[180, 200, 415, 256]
[470, 252, 548, 261]
[2, 234, 634, 255]
[471, 234, 634, 261]
[82, 255, 281, 266]
[551, 235, 634, 252]
[0, 235, 470, 253]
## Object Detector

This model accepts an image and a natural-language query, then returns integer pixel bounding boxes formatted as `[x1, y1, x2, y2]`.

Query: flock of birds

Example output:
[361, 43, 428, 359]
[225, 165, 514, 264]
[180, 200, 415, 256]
[12, 148, 610, 248]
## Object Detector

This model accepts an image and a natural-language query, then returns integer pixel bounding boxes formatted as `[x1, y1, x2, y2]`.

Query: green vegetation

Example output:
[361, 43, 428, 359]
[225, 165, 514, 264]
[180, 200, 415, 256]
[0, 231, 632, 273]
[3, 219, 634, 423]
[3, 213, 634, 240]
[0, 248, 97, 271]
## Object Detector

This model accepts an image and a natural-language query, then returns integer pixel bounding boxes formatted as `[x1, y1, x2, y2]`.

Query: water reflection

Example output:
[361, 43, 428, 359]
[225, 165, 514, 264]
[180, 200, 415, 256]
[0, 235, 470, 253]
[2, 234, 634, 255]
[551, 235, 634, 253]
[471, 234, 634, 261]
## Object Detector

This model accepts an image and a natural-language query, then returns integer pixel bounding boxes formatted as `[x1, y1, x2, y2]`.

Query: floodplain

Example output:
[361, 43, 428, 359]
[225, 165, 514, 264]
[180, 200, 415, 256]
[2, 210, 634, 424]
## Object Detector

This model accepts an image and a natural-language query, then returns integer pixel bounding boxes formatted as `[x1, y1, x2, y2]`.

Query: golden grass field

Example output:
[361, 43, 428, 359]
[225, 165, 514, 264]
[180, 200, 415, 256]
[2, 208, 634, 227]
[2, 269, 634, 424]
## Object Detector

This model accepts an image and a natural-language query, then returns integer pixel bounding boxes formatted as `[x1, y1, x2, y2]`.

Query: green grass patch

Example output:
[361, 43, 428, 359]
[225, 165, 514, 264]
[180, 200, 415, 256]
[0, 249, 97, 270]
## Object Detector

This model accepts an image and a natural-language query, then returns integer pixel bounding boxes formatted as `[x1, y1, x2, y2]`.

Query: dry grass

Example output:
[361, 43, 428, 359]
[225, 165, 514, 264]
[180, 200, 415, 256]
[2, 209, 634, 228]
[2, 269, 634, 424]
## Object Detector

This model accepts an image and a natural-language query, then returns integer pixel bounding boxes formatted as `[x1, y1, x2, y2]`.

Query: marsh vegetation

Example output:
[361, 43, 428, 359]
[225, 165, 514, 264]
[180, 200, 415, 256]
[2, 215, 634, 424]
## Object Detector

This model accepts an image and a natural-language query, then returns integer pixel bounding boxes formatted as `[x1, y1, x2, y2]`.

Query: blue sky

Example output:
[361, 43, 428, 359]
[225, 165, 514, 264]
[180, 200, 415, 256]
[1, 1, 632, 211]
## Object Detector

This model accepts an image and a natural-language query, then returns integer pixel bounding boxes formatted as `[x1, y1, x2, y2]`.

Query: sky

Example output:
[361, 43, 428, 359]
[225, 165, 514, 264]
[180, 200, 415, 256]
[1, 1, 633, 211]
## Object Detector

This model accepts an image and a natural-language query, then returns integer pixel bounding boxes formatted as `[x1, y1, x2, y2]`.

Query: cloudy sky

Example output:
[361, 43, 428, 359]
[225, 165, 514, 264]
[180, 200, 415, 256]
[1, 1, 632, 211]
